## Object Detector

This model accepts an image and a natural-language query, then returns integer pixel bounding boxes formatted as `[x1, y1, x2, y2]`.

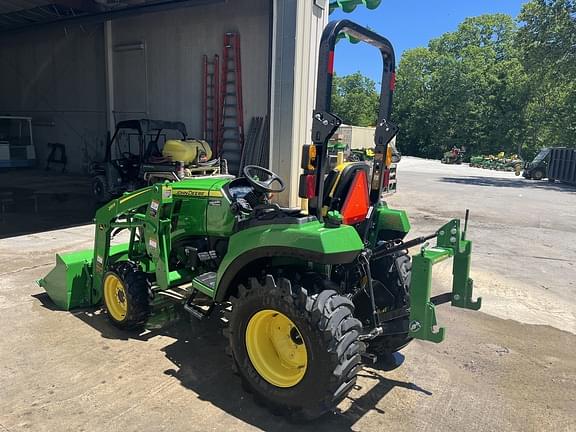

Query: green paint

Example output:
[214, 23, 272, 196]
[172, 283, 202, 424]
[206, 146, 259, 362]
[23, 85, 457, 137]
[214, 220, 364, 297]
[329, 0, 382, 14]
[409, 252, 446, 343]
[38, 243, 129, 310]
[192, 277, 215, 297]
[409, 219, 481, 343]
[375, 205, 411, 233]
[368, 204, 411, 246]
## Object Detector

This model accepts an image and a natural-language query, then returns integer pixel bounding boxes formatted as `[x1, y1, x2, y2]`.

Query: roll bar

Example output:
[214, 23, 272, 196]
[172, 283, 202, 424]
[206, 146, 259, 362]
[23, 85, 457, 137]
[315, 20, 396, 119]
[309, 20, 398, 218]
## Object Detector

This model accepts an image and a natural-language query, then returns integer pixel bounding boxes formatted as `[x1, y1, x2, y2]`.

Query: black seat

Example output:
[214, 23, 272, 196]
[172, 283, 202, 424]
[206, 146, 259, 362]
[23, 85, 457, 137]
[322, 162, 370, 214]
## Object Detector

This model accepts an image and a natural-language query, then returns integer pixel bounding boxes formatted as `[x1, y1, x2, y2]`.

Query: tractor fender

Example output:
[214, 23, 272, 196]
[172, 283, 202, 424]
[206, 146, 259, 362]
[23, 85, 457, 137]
[369, 205, 411, 243]
[213, 220, 363, 302]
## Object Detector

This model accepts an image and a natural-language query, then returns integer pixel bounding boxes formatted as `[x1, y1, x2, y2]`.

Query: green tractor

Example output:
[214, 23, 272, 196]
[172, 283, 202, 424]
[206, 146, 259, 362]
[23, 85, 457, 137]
[441, 146, 464, 164]
[39, 21, 481, 421]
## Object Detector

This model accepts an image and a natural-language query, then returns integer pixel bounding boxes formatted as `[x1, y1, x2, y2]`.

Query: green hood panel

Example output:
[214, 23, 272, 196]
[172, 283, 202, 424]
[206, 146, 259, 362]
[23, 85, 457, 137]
[171, 177, 231, 193]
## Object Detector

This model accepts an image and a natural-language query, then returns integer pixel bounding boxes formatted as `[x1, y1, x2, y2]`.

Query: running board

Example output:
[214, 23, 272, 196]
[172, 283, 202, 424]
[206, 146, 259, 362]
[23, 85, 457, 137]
[184, 273, 217, 320]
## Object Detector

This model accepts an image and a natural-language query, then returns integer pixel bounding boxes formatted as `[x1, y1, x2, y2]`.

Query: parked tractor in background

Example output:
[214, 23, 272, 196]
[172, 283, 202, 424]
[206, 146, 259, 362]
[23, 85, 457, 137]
[90, 119, 222, 202]
[39, 21, 481, 421]
[441, 146, 464, 164]
[469, 152, 522, 175]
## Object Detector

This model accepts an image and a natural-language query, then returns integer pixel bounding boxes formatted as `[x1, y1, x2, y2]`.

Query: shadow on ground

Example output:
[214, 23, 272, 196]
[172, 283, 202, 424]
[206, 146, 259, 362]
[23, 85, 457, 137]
[440, 176, 576, 192]
[0, 169, 95, 238]
[33, 293, 431, 431]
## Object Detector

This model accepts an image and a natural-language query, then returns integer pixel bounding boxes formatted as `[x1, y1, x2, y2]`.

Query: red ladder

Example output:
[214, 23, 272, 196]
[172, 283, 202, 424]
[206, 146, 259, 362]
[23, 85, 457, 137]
[218, 32, 244, 174]
[202, 54, 219, 151]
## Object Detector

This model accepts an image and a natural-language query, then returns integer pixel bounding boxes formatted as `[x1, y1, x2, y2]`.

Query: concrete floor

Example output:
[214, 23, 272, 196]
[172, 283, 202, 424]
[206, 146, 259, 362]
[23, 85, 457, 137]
[0, 158, 575, 431]
[0, 169, 94, 239]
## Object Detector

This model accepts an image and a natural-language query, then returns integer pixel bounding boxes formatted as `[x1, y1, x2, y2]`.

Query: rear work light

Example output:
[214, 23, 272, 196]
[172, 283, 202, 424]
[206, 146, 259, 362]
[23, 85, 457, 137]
[306, 174, 316, 198]
[341, 169, 370, 225]
[299, 174, 317, 199]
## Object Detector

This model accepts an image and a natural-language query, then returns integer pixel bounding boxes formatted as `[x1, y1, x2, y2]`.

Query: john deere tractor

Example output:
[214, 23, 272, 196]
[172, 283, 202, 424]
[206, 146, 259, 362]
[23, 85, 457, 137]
[39, 21, 481, 421]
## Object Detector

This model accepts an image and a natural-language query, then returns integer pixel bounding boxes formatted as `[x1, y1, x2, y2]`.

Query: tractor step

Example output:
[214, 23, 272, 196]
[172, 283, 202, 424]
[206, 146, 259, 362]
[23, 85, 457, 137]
[184, 287, 215, 320]
[184, 272, 217, 319]
[156, 285, 192, 302]
[193, 271, 217, 291]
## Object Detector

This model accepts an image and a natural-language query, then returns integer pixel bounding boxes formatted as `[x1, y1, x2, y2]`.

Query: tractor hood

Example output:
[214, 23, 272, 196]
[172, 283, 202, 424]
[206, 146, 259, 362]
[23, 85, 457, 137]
[171, 176, 232, 196]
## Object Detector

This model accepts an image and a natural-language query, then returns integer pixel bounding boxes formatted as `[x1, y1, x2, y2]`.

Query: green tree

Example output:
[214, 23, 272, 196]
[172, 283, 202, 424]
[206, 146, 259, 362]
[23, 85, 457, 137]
[331, 72, 379, 126]
[394, 14, 528, 158]
[516, 0, 576, 156]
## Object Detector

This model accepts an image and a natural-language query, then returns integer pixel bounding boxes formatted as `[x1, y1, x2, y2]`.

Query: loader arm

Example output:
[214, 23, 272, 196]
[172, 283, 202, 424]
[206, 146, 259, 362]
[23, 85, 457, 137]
[91, 183, 175, 305]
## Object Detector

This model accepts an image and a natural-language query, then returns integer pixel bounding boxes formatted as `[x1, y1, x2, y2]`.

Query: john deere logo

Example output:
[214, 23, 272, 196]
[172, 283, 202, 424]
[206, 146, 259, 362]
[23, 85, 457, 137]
[173, 190, 209, 197]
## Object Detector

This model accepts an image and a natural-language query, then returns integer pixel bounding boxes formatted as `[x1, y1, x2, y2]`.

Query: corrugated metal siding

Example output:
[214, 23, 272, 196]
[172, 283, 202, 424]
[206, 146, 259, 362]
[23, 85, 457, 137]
[0, 0, 52, 14]
[111, 0, 270, 139]
[549, 147, 576, 185]
[0, 0, 270, 173]
[270, 0, 328, 206]
[0, 25, 107, 171]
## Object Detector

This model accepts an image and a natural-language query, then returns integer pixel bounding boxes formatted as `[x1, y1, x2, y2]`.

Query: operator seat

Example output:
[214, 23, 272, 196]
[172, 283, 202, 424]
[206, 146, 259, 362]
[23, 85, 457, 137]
[322, 162, 370, 215]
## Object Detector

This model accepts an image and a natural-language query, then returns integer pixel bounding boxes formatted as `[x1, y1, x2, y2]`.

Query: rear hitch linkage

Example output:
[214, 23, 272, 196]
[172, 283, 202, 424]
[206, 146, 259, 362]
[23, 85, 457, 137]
[365, 210, 481, 344]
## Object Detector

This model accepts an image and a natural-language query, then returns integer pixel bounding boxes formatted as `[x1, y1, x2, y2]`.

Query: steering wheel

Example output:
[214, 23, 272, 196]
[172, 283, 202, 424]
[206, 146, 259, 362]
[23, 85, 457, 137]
[243, 165, 286, 193]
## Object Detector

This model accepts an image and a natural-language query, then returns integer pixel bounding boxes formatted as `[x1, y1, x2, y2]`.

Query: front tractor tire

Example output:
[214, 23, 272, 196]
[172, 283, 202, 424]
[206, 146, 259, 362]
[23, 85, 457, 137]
[226, 275, 364, 421]
[92, 175, 113, 203]
[103, 261, 151, 329]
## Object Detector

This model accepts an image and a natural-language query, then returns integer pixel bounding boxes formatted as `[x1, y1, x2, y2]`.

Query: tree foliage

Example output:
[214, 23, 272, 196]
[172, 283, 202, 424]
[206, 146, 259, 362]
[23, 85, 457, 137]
[393, 0, 575, 160]
[331, 72, 379, 127]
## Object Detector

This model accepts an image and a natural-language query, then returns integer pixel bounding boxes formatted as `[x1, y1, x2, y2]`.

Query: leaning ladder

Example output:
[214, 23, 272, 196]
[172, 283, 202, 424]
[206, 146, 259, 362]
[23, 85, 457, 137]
[202, 54, 220, 151]
[218, 32, 244, 174]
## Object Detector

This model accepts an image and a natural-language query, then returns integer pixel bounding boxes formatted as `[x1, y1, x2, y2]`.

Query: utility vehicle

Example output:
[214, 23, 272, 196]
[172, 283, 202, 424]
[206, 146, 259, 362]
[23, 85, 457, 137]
[90, 119, 220, 202]
[523, 147, 550, 180]
[40, 21, 481, 420]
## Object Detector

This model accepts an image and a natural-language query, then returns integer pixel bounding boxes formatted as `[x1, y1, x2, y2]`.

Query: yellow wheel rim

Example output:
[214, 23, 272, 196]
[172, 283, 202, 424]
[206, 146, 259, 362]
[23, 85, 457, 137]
[245, 309, 308, 388]
[103, 273, 128, 322]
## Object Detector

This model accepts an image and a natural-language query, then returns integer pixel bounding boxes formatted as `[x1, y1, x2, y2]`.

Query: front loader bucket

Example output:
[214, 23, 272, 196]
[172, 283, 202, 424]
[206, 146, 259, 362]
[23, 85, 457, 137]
[38, 249, 94, 310]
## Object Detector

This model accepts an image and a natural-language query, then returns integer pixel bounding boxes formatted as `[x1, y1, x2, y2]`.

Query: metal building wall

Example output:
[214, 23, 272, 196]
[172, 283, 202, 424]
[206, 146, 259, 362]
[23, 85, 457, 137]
[109, 0, 270, 139]
[0, 0, 270, 174]
[270, 0, 329, 206]
[0, 25, 107, 172]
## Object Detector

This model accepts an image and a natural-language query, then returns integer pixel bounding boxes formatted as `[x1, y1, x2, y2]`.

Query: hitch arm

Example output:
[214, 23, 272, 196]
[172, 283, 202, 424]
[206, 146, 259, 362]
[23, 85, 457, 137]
[408, 218, 481, 344]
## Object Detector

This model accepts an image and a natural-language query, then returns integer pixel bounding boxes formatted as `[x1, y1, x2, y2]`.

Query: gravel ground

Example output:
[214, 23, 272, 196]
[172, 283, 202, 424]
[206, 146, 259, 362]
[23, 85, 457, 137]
[0, 158, 574, 432]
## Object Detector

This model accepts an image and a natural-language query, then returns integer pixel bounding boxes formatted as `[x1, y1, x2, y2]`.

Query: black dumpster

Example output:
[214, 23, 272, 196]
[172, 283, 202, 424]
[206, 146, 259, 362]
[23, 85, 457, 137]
[548, 147, 576, 186]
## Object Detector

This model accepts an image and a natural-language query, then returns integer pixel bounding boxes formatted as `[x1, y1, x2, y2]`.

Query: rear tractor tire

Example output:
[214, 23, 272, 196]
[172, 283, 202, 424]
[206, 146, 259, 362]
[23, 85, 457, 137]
[226, 274, 364, 421]
[103, 261, 151, 329]
[365, 251, 413, 357]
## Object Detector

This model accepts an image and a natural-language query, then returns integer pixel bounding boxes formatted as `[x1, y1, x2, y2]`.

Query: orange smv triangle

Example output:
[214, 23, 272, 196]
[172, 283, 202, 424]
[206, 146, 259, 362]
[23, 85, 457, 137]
[341, 169, 370, 225]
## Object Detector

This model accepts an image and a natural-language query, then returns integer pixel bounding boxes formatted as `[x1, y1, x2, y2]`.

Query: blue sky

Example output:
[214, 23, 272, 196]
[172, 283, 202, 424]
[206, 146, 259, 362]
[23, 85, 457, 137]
[331, 0, 527, 82]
